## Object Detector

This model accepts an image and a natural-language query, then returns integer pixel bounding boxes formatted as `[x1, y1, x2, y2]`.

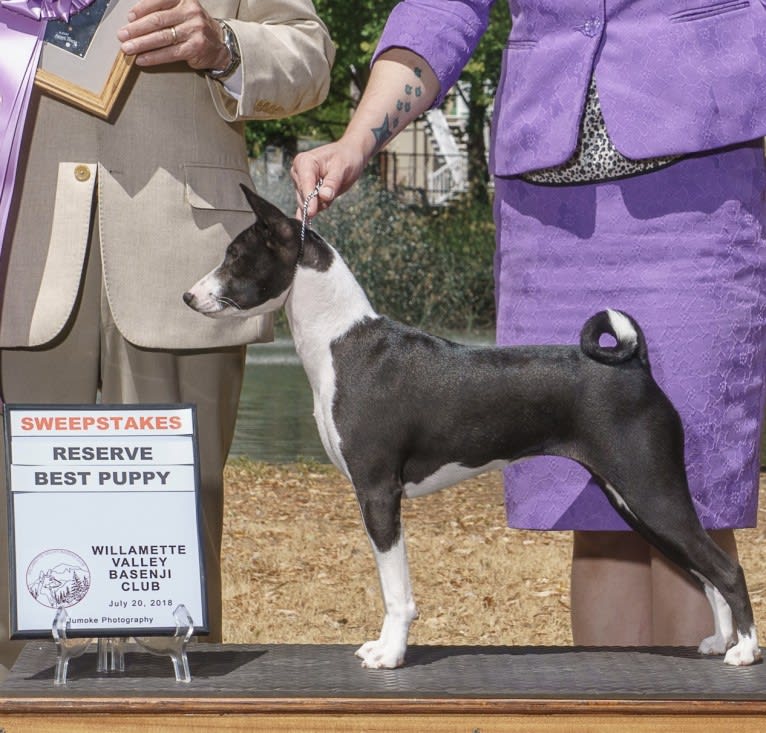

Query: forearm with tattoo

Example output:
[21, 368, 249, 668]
[370, 65, 426, 152]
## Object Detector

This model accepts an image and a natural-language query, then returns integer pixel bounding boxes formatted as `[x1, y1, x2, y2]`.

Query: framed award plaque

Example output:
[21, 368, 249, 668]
[5, 404, 208, 639]
[34, 0, 134, 118]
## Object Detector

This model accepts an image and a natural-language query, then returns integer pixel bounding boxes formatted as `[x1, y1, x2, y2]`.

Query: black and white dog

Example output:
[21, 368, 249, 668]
[184, 187, 760, 669]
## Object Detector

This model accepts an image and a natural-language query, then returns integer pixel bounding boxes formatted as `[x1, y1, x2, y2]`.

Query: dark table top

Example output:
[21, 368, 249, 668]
[1, 642, 764, 704]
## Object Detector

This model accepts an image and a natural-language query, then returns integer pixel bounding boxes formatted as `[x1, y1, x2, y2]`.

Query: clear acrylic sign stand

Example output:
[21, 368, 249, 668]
[51, 603, 195, 685]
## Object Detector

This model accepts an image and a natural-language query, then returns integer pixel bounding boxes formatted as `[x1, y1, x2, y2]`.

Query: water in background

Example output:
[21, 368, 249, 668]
[229, 337, 326, 463]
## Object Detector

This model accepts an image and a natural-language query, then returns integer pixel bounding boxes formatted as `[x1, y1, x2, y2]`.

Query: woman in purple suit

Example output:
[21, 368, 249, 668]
[292, 1, 766, 646]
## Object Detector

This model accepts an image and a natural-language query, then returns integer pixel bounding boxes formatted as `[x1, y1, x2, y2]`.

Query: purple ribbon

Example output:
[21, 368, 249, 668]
[0, 0, 96, 256]
[2, 0, 93, 21]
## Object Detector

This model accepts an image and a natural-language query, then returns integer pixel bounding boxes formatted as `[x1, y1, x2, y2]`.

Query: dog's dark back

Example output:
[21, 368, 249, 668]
[329, 314, 670, 488]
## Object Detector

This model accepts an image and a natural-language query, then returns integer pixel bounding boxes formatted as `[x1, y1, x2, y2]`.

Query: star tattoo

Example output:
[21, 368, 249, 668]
[372, 114, 393, 147]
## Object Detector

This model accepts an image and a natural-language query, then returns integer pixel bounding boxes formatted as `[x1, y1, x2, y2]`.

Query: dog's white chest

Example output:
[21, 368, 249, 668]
[287, 257, 375, 479]
[290, 316, 350, 478]
[312, 378, 348, 477]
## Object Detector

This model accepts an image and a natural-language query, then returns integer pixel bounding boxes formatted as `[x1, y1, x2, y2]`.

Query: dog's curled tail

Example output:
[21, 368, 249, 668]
[580, 309, 649, 367]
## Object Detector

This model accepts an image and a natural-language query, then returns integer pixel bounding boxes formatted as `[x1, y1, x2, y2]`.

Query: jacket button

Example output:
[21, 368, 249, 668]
[74, 165, 91, 182]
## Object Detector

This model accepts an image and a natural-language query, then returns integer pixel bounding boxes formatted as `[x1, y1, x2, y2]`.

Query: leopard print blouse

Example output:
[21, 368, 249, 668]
[521, 78, 680, 185]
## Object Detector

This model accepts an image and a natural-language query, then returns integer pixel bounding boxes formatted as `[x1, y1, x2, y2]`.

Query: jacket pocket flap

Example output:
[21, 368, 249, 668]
[184, 164, 255, 211]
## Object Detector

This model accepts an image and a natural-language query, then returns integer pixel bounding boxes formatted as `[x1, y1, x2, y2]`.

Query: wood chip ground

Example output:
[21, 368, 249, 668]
[221, 461, 766, 648]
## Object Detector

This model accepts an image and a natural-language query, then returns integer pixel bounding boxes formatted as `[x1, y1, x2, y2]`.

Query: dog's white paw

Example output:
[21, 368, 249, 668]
[724, 645, 761, 666]
[698, 632, 735, 656]
[723, 631, 762, 667]
[355, 639, 405, 669]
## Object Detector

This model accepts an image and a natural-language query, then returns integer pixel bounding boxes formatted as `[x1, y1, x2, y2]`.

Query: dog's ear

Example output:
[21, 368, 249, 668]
[240, 185, 287, 221]
[240, 184, 264, 214]
[239, 184, 296, 247]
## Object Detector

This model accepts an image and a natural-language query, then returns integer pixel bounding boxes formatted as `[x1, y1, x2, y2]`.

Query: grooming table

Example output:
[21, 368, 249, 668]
[1, 641, 765, 731]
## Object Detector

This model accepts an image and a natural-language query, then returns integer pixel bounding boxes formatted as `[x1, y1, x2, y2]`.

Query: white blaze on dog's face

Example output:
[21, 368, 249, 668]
[183, 188, 300, 318]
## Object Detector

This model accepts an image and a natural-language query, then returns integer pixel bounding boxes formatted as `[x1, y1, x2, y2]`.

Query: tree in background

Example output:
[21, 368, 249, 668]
[246, 0, 397, 157]
[247, 0, 511, 196]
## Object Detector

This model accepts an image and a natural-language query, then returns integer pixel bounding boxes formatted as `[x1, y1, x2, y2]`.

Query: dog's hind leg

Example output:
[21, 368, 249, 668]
[580, 396, 760, 666]
[683, 550, 758, 666]
[599, 478, 760, 666]
[352, 479, 418, 669]
[692, 567, 761, 666]
[698, 580, 736, 656]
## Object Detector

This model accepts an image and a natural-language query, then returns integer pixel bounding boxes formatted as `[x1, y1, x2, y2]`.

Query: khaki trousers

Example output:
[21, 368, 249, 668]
[0, 212, 245, 671]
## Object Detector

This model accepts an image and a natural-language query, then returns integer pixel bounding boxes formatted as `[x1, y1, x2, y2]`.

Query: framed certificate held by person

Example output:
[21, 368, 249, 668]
[34, 0, 134, 119]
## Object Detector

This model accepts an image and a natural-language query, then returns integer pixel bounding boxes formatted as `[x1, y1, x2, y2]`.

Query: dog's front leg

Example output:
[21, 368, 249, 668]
[354, 482, 418, 669]
[357, 534, 418, 669]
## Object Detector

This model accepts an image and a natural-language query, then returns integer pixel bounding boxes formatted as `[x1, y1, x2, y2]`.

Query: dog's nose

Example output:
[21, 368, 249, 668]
[182, 292, 195, 307]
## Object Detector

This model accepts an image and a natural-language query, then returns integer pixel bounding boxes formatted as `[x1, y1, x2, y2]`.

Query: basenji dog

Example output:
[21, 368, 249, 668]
[184, 187, 760, 669]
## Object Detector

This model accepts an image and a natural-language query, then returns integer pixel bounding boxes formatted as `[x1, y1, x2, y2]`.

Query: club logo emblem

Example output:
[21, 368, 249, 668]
[26, 549, 91, 609]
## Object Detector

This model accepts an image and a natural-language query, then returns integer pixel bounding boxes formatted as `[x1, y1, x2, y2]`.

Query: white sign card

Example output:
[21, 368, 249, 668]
[5, 405, 207, 638]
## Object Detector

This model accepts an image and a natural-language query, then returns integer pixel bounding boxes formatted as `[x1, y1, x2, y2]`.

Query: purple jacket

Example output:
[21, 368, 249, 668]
[375, 0, 766, 177]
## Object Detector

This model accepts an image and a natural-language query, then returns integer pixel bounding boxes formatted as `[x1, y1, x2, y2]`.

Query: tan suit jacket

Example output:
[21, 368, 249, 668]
[0, 0, 334, 349]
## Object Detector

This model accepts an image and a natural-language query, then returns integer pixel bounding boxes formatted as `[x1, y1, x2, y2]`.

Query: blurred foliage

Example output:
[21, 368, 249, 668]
[314, 178, 496, 331]
[251, 164, 496, 331]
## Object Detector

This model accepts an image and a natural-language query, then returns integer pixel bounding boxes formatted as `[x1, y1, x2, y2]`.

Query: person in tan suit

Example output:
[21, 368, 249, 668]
[0, 0, 334, 674]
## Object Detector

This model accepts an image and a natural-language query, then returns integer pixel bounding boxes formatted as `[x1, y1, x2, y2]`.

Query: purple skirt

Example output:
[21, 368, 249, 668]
[494, 141, 766, 530]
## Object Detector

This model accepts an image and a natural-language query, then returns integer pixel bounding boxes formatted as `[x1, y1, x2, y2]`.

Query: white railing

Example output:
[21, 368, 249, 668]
[425, 109, 468, 191]
[427, 161, 468, 206]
